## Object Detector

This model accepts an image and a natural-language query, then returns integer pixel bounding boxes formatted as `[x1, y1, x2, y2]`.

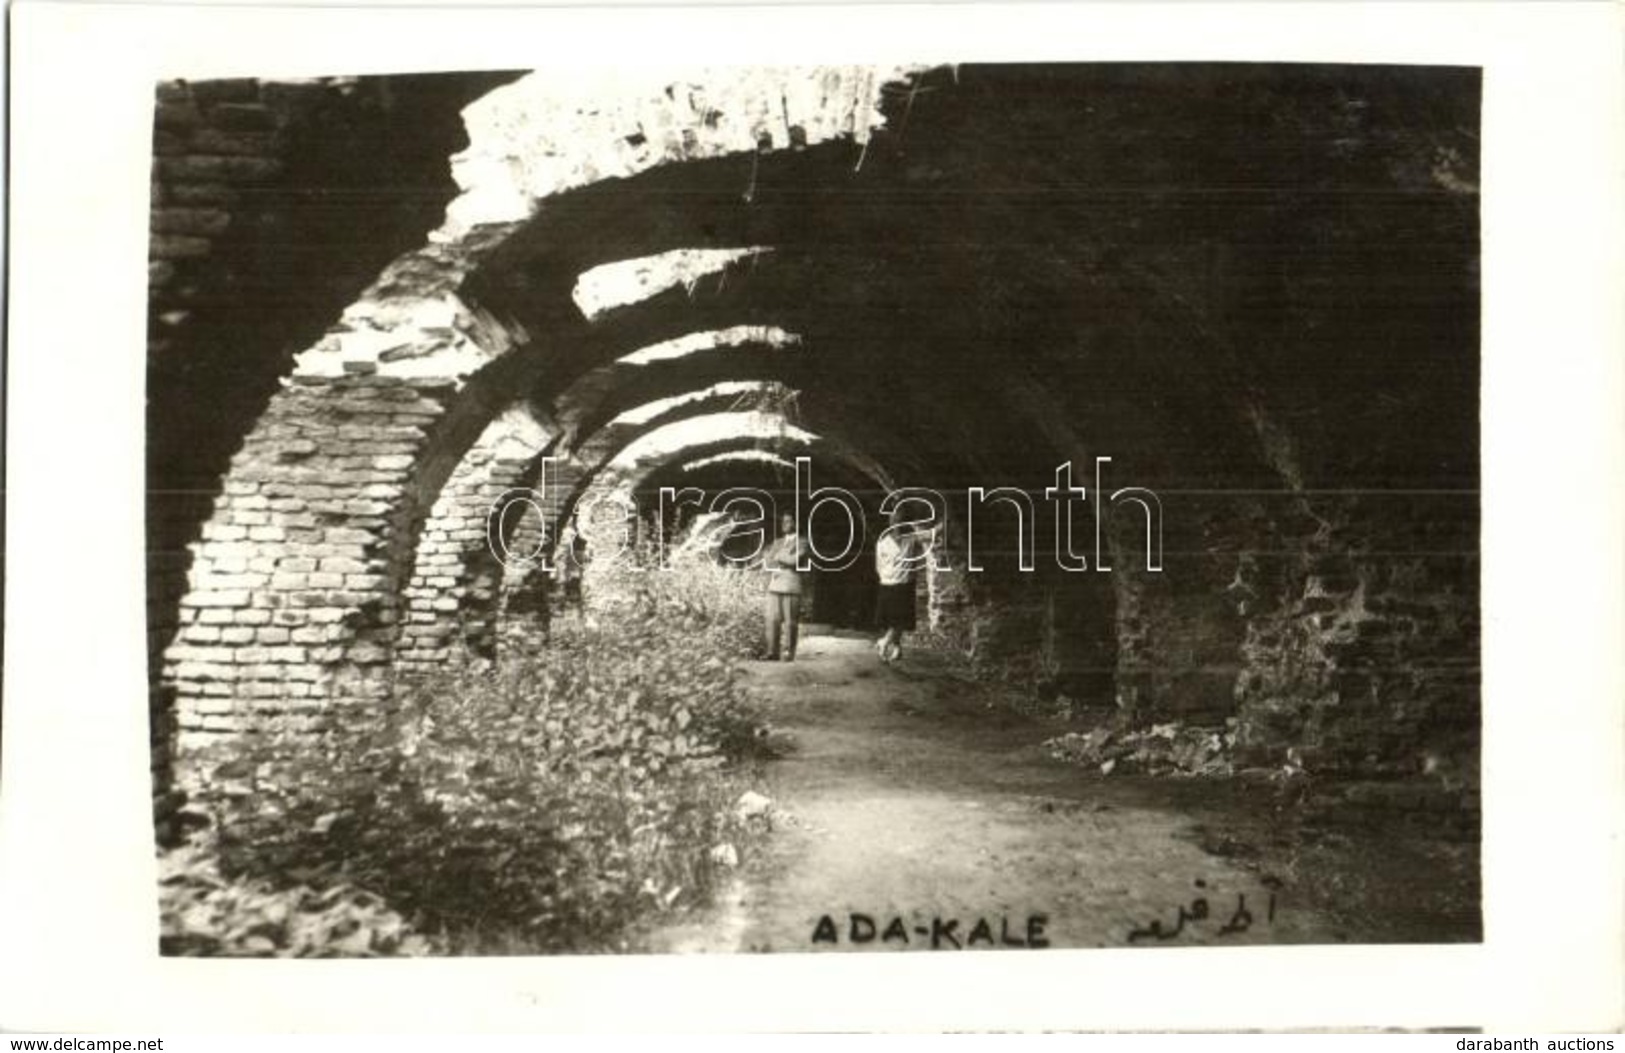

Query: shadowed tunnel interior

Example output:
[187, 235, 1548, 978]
[452, 63, 1478, 730]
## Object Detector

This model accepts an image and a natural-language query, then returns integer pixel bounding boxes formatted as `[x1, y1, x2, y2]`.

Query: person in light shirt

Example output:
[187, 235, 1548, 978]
[873, 506, 923, 664]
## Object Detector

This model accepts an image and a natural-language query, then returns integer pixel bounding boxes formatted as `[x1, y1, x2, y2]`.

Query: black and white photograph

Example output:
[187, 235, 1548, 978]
[4, 0, 1622, 1035]
[144, 60, 1485, 958]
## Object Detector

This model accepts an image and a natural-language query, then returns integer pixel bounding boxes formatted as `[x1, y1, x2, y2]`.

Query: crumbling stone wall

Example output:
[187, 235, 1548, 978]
[1107, 487, 1479, 772]
[912, 495, 1121, 702]
[1229, 491, 1480, 773]
[924, 537, 972, 639]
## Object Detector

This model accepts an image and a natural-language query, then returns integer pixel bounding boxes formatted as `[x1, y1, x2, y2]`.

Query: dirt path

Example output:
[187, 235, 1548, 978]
[644, 632, 1344, 953]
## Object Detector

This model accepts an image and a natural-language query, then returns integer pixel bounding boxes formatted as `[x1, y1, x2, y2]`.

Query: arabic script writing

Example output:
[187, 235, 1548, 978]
[1126, 878, 1280, 943]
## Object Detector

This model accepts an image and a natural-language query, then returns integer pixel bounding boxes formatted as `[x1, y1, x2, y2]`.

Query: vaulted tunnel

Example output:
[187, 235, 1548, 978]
[155, 62, 1478, 782]
[634, 450, 899, 631]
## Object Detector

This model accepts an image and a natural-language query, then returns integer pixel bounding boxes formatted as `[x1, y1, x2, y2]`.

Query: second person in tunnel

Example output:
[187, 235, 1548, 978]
[874, 505, 922, 665]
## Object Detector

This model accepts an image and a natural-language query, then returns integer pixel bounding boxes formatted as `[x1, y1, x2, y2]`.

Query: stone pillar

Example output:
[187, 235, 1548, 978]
[159, 242, 527, 765]
[164, 374, 452, 753]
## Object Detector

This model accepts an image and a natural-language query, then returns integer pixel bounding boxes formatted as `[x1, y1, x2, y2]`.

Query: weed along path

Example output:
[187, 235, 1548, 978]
[641, 632, 1343, 953]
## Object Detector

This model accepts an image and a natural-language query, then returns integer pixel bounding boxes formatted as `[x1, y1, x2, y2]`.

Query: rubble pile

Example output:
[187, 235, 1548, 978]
[1044, 720, 1238, 777]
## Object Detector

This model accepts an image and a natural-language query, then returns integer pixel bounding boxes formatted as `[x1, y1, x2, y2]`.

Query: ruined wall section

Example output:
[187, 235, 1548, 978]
[166, 375, 454, 751]
[147, 72, 515, 772]
[1110, 488, 1479, 775]
[1230, 491, 1480, 775]
[397, 408, 550, 672]
[1109, 492, 1252, 722]
[149, 77, 337, 735]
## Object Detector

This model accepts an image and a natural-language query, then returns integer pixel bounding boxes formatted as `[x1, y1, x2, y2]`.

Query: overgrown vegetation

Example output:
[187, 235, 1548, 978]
[161, 531, 773, 956]
[159, 833, 437, 957]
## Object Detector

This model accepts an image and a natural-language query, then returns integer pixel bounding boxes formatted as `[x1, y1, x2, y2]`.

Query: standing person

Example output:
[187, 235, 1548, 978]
[874, 506, 921, 664]
[554, 517, 587, 620]
[763, 512, 807, 661]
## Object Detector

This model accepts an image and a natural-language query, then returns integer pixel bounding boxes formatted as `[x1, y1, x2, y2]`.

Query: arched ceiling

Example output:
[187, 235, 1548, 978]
[677, 450, 799, 475]
[594, 412, 895, 496]
[547, 340, 806, 454]
[461, 63, 1478, 501]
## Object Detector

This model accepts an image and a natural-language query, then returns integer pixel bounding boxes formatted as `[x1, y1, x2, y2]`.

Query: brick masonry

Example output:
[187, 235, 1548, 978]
[166, 375, 453, 748]
[158, 66, 919, 772]
[1111, 489, 1479, 772]
[153, 65, 1479, 786]
[396, 407, 550, 672]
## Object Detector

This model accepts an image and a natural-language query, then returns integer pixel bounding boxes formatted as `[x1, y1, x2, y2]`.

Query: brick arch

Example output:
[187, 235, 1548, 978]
[565, 410, 897, 530]
[403, 326, 825, 672]
[677, 450, 798, 474]
[485, 320, 921, 577]
[497, 403, 901, 580]
[160, 65, 924, 762]
[583, 423, 968, 637]
[571, 418, 898, 545]
[551, 339, 807, 454]
[480, 414, 905, 651]
[566, 414, 898, 581]
[396, 381, 796, 671]
[395, 403, 553, 673]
